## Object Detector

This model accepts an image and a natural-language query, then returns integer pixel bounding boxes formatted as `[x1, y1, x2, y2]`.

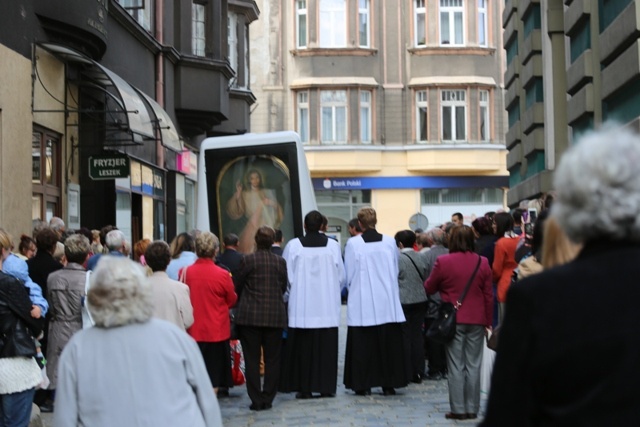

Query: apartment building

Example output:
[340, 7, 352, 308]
[250, 0, 508, 240]
[505, 0, 640, 207]
[0, 0, 258, 242]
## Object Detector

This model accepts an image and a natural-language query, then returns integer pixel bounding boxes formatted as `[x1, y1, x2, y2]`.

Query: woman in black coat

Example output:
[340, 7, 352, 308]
[481, 126, 640, 426]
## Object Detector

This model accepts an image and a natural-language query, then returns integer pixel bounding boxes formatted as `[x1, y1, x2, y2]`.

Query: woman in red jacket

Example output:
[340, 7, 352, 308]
[180, 231, 237, 393]
[491, 212, 520, 322]
[425, 225, 493, 420]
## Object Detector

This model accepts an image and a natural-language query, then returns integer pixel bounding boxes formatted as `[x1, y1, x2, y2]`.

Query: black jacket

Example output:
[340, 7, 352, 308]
[0, 271, 43, 358]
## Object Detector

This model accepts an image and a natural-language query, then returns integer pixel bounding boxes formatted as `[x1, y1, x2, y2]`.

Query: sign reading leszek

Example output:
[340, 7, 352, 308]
[88, 154, 130, 180]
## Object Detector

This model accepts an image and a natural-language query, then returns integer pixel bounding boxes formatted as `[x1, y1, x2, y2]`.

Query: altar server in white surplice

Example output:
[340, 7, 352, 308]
[343, 207, 408, 397]
[279, 210, 345, 399]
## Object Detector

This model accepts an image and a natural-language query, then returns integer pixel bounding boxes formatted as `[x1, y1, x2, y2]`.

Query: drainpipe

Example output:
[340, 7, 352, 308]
[155, 0, 165, 168]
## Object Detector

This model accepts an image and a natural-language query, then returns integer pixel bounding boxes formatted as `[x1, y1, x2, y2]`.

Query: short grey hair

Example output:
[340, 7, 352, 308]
[553, 125, 640, 243]
[195, 231, 219, 258]
[105, 230, 126, 252]
[87, 256, 153, 328]
[64, 234, 91, 264]
[427, 228, 447, 246]
[49, 216, 65, 232]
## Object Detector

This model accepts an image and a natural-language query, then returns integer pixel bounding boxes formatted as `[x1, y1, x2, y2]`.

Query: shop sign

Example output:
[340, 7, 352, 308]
[88, 154, 130, 180]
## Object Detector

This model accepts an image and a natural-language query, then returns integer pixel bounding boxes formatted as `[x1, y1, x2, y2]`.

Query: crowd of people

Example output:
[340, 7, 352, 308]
[2, 126, 640, 425]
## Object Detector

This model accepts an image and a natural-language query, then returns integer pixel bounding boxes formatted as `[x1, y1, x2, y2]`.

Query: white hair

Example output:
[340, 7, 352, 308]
[105, 229, 126, 251]
[88, 256, 153, 328]
[552, 125, 640, 243]
[49, 216, 65, 231]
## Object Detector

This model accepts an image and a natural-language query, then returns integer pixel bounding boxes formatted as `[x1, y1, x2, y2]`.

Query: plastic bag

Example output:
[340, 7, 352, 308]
[481, 337, 495, 396]
[230, 339, 245, 386]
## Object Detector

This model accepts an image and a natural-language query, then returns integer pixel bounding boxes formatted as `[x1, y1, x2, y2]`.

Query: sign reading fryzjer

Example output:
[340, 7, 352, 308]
[88, 154, 130, 180]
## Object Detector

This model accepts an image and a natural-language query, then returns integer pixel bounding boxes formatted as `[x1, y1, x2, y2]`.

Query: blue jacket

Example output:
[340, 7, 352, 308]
[3, 253, 48, 316]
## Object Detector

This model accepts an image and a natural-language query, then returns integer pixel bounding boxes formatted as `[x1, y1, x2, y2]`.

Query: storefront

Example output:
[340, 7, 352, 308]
[314, 175, 508, 244]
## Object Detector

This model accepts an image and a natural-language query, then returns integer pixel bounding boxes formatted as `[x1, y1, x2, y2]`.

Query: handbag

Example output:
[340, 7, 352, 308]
[425, 255, 481, 344]
[487, 324, 500, 351]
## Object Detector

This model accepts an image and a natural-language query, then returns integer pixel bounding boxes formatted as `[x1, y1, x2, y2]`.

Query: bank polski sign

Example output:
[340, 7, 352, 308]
[88, 154, 130, 180]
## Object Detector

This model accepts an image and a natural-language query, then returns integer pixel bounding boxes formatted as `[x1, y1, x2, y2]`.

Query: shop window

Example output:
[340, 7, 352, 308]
[228, 12, 238, 76]
[32, 128, 61, 221]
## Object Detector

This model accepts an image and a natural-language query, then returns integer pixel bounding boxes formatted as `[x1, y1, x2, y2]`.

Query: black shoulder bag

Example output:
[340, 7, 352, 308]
[426, 255, 482, 344]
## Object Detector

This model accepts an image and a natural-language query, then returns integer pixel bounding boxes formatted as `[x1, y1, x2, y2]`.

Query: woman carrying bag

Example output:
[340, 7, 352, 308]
[424, 225, 493, 421]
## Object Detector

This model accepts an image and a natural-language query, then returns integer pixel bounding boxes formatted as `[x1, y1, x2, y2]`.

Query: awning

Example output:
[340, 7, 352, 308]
[134, 88, 183, 152]
[38, 43, 180, 148]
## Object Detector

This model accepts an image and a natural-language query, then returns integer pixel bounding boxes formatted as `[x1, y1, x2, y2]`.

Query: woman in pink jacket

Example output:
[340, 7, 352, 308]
[425, 225, 493, 421]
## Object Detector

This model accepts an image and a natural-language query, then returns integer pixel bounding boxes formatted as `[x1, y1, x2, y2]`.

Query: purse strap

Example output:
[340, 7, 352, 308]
[456, 255, 482, 310]
[403, 252, 425, 282]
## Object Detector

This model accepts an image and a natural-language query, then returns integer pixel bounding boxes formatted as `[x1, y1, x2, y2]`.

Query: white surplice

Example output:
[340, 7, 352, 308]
[283, 238, 345, 328]
[344, 234, 406, 326]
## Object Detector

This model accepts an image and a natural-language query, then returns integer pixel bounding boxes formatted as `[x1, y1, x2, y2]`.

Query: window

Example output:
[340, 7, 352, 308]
[122, 0, 154, 32]
[440, 0, 464, 46]
[321, 90, 347, 144]
[359, 0, 370, 47]
[243, 26, 249, 89]
[507, 102, 520, 128]
[478, 0, 487, 46]
[523, 4, 541, 38]
[192, 2, 206, 56]
[505, 38, 518, 64]
[570, 19, 591, 63]
[421, 188, 502, 204]
[479, 90, 490, 141]
[525, 78, 544, 108]
[415, 0, 426, 46]
[228, 12, 238, 77]
[319, 0, 346, 47]
[416, 90, 428, 142]
[297, 92, 310, 143]
[32, 128, 61, 221]
[441, 90, 466, 141]
[296, 1, 307, 48]
[360, 91, 372, 144]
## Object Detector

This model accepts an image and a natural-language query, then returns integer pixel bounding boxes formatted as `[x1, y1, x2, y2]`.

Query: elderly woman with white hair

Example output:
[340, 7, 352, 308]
[481, 126, 640, 426]
[53, 257, 223, 427]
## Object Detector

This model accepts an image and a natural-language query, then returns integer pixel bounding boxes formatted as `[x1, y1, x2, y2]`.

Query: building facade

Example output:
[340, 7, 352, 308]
[505, 0, 640, 207]
[0, 0, 258, 243]
[250, 0, 508, 240]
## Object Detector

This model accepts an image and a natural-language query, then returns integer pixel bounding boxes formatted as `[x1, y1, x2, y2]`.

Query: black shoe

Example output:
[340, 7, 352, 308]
[249, 403, 261, 411]
[411, 374, 423, 384]
[320, 393, 335, 398]
[355, 389, 371, 396]
[39, 402, 54, 413]
[295, 392, 313, 399]
[262, 403, 273, 410]
[382, 387, 396, 396]
[217, 389, 230, 398]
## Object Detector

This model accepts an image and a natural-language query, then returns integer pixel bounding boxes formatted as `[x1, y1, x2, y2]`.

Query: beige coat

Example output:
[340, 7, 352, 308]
[46, 263, 87, 389]
[149, 271, 194, 331]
